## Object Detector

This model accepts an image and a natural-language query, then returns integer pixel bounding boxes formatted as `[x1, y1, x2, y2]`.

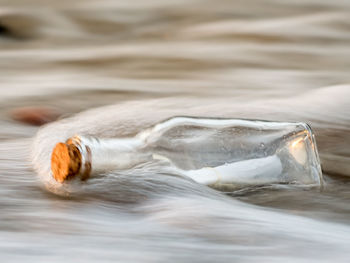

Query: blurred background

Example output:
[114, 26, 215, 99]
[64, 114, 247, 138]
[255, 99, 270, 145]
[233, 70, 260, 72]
[1, 0, 350, 262]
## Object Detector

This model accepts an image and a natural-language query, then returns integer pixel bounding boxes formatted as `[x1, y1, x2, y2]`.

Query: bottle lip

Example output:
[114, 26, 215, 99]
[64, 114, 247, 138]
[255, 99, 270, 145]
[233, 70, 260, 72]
[51, 135, 91, 183]
[73, 136, 92, 181]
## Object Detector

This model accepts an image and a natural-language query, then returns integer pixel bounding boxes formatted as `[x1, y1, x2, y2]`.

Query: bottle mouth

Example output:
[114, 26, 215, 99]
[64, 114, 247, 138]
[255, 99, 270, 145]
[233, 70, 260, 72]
[51, 142, 82, 183]
[51, 136, 91, 183]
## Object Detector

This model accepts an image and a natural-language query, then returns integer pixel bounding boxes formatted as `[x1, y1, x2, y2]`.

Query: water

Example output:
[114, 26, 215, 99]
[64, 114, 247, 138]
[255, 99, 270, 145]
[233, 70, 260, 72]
[1, 0, 350, 262]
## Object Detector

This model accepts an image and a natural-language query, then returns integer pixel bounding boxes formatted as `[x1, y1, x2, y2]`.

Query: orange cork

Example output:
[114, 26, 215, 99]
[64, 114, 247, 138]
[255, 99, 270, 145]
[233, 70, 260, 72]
[51, 142, 82, 183]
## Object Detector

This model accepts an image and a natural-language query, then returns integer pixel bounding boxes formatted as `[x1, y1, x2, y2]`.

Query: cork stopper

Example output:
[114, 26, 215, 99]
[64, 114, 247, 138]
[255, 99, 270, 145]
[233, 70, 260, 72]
[51, 142, 82, 183]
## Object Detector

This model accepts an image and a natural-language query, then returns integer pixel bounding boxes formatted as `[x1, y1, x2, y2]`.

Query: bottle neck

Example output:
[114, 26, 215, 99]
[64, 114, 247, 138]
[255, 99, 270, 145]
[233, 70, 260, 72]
[78, 135, 149, 179]
[51, 135, 149, 182]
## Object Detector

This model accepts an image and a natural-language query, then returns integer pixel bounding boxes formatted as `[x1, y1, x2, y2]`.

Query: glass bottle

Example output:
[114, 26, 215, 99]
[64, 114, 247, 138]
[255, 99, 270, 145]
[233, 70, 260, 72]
[51, 117, 323, 188]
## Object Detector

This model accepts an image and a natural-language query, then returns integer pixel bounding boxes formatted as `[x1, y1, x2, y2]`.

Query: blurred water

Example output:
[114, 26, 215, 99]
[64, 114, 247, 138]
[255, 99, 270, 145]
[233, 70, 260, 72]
[1, 0, 350, 262]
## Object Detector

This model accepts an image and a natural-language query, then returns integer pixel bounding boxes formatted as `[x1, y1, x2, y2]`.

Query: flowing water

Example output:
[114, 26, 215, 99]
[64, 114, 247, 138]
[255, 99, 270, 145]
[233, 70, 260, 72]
[1, 0, 350, 262]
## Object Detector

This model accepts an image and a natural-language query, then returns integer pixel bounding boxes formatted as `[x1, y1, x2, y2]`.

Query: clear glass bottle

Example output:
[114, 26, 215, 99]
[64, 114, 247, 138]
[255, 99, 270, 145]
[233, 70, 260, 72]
[51, 117, 323, 188]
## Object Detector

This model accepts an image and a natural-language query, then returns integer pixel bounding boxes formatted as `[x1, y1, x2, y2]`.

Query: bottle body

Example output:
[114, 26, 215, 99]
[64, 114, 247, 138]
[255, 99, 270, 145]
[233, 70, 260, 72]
[139, 117, 323, 187]
[52, 117, 323, 188]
